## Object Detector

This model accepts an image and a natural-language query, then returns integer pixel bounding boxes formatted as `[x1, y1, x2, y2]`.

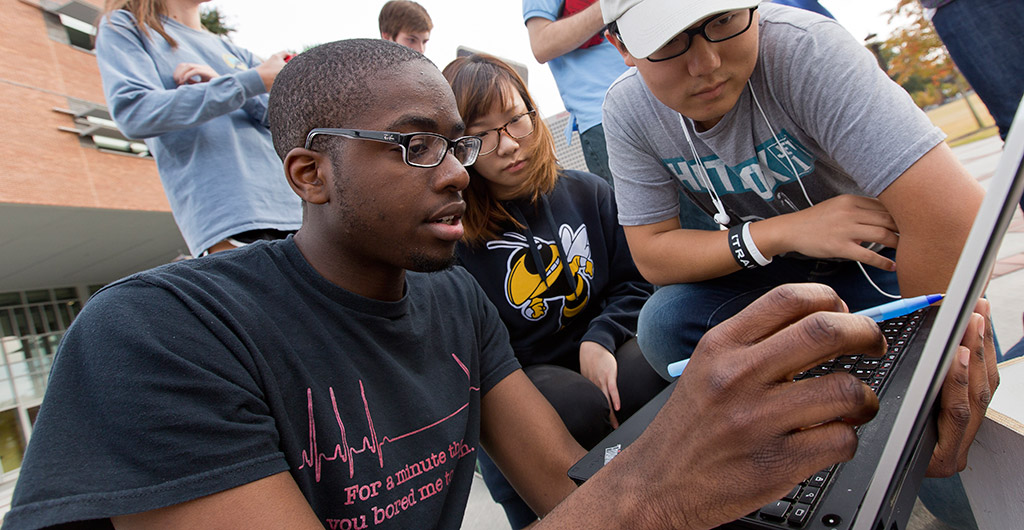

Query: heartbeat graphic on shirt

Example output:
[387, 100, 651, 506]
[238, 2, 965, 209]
[299, 353, 479, 482]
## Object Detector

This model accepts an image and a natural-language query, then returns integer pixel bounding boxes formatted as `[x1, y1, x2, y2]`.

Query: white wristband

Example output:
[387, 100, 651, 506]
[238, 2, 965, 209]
[741, 222, 772, 267]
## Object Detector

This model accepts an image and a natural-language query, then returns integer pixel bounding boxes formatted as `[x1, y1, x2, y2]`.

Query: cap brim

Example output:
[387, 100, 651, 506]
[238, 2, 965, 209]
[616, 0, 760, 59]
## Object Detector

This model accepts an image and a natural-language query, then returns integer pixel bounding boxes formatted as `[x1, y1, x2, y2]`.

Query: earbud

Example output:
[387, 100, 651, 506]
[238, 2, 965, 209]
[679, 114, 733, 228]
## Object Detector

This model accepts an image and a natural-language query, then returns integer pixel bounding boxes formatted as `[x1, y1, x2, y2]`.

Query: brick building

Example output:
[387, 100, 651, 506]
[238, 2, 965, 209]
[0, 0, 187, 499]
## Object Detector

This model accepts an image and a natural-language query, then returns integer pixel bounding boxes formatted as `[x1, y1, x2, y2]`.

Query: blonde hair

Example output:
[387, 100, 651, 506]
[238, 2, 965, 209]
[442, 54, 560, 246]
[103, 0, 179, 48]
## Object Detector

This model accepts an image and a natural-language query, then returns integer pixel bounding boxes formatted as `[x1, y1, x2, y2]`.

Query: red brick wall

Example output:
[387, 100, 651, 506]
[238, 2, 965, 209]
[0, 0, 171, 212]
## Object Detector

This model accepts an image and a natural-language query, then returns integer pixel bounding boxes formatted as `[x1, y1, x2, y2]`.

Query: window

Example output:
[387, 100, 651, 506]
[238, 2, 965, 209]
[55, 103, 151, 157]
[60, 12, 96, 50]
[41, 0, 102, 52]
[0, 408, 26, 474]
[0, 287, 87, 475]
[0, 288, 84, 408]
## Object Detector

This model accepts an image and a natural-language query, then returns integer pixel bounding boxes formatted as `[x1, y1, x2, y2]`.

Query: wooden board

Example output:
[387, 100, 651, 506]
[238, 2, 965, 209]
[960, 357, 1024, 529]
[985, 356, 1024, 425]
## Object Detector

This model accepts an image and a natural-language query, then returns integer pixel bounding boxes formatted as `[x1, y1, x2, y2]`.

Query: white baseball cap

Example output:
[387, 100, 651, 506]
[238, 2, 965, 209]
[601, 0, 761, 59]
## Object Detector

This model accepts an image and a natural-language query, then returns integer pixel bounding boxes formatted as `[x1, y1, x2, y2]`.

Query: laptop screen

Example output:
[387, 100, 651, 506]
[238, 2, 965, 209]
[855, 103, 1024, 529]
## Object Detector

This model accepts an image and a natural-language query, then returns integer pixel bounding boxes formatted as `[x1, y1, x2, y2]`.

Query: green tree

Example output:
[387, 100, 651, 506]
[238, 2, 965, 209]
[200, 6, 235, 37]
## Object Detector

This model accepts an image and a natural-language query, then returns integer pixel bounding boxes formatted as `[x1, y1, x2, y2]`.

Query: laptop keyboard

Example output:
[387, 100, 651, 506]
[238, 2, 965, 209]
[745, 309, 929, 528]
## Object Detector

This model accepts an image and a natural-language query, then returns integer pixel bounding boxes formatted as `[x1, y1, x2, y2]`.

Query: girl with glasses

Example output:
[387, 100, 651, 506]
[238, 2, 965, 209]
[442, 54, 667, 529]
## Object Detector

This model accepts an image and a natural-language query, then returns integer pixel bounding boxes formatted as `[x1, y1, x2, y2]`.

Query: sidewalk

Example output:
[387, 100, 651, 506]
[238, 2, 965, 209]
[460, 134, 1020, 530]
[963, 135, 1023, 349]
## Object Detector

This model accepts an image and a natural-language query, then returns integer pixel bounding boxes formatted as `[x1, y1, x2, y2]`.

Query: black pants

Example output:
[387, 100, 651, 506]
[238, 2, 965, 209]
[477, 337, 668, 529]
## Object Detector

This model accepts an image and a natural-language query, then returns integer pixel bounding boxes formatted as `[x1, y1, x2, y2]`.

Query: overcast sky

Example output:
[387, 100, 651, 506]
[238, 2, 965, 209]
[208, 0, 901, 119]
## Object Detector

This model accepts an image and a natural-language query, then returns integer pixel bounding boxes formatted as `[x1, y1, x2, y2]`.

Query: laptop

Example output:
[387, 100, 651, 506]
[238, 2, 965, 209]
[568, 104, 1024, 530]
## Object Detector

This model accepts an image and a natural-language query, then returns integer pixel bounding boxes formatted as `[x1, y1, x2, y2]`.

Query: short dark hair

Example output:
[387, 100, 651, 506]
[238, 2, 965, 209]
[267, 39, 431, 161]
[378, 0, 433, 36]
[606, 21, 620, 40]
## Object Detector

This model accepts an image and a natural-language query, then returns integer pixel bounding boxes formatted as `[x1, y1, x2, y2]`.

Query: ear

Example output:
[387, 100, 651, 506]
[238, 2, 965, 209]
[381, 32, 394, 42]
[605, 30, 636, 68]
[283, 148, 330, 204]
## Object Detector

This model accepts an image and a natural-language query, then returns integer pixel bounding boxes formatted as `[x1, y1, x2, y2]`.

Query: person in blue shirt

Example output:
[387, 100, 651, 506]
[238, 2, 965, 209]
[522, 0, 718, 234]
[522, 0, 625, 185]
[95, 0, 302, 257]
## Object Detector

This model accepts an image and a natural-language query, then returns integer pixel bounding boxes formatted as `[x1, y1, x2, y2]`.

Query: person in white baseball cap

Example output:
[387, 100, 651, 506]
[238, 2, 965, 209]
[601, 0, 761, 60]
[597, 0, 987, 379]
[597, 4, 993, 527]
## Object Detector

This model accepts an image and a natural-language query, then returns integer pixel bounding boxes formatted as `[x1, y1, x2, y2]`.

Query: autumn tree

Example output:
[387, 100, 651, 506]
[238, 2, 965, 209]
[882, 0, 982, 128]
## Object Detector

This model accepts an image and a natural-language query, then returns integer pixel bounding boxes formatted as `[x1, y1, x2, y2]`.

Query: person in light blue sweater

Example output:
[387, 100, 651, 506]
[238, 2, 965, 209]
[95, 0, 302, 257]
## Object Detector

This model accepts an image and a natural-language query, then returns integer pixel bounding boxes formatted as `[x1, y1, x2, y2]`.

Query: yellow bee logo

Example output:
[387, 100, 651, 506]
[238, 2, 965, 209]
[487, 224, 593, 323]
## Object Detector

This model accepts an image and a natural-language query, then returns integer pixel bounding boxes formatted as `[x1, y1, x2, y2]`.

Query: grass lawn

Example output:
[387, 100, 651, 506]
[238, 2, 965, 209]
[925, 92, 999, 146]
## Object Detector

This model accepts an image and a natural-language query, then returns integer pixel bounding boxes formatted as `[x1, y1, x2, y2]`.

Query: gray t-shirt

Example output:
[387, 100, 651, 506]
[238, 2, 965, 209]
[604, 3, 945, 228]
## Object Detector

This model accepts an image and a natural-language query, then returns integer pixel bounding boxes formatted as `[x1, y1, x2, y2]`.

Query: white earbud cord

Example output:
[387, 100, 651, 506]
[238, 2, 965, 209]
[678, 115, 731, 225]
[747, 81, 899, 299]
[748, 81, 814, 208]
[678, 81, 899, 299]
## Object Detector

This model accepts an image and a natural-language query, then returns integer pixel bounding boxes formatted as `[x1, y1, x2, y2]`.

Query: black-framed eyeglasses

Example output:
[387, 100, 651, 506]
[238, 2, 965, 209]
[304, 128, 482, 168]
[645, 7, 757, 62]
[473, 110, 537, 156]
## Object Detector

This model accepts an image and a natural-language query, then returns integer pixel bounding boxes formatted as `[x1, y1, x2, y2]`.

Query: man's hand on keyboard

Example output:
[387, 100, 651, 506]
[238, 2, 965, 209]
[926, 298, 999, 477]
[609, 283, 884, 529]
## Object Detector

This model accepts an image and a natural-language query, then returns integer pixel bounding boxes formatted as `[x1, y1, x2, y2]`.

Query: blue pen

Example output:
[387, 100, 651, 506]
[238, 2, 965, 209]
[667, 358, 690, 378]
[667, 293, 943, 377]
[854, 293, 944, 322]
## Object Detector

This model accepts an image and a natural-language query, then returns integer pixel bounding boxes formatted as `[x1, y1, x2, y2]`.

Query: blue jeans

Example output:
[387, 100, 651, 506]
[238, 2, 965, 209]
[1003, 335, 1024, 362]
[638, 251, 900, 380]
[918, 474, 979, 530]
[476, 451, 536, 529]
[931, 0, 1024, 141]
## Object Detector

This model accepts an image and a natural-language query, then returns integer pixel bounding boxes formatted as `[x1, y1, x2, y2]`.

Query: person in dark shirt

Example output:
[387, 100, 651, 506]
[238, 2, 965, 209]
[444, 53, 667, 528]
